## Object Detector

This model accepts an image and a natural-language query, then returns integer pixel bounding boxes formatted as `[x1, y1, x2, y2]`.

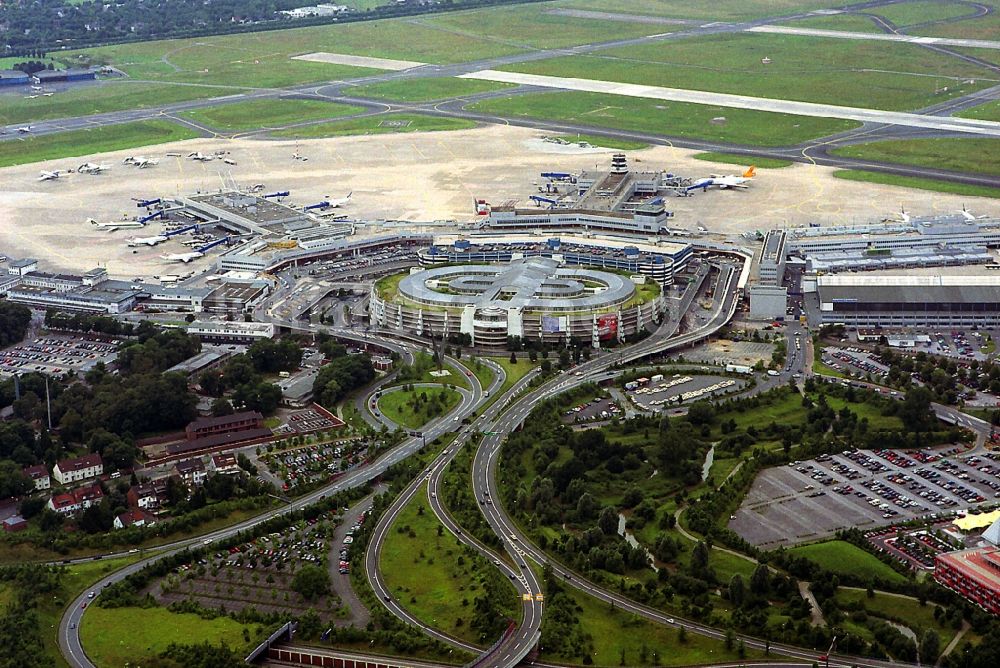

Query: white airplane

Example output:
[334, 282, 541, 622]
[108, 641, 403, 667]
[78, 162, 111, 175]
[127, 235, 168, 247]
[17, 126, 33, 134]
[223, 158, 237, 166]
[123, 156, 159, 168]
[89, 218, 145, 231]
[38, 170, 63, 181]
[161, 251, 204, 263]
[188, 152, 214, 162]
[24, 95, 38, 99]
[327, 191, 352, 208]
[292, 152, 308, 161]
[686, 166, 756, 193]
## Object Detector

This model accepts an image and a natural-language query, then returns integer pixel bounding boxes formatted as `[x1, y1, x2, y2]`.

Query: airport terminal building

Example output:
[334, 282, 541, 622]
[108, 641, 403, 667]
[814, 275, 1000, 327]
[370, 257, 664, 348]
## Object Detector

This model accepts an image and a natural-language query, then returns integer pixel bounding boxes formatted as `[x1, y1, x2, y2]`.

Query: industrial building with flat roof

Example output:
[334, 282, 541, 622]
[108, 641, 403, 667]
[813, 275, 1000, 327]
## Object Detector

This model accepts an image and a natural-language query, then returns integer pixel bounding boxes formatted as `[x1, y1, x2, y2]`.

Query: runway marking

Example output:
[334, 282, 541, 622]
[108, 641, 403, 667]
[458, 70, 1000, 137]
[292, 52, 428, 71]
[747, 25, 1000, 51]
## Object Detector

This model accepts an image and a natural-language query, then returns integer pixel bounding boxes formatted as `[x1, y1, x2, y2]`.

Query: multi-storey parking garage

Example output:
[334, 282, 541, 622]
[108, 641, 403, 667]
[370, 257, 664, 348]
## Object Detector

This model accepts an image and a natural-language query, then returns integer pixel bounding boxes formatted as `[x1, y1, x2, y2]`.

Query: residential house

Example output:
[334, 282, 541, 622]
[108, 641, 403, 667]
[113, 509, 158, 530]
[126, 483, 160, 510]
[211, 453, 241, 476]
[173, 459, 207, 487]
[53, 453, 103, 485]
[22, 464, 50, 491]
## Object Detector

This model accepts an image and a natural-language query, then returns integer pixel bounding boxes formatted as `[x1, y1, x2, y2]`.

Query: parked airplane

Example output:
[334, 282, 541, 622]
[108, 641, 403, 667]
[127, 235, 168, 247]
[123, 156, 159, 168]
[17, 126, 33, 134]
[686, 166, 756, 193]
[161, 251, 204, 263]
[223, 158, 237, 166]
[188, 152, 214, 162]
[89, 218, 145, 231]
[327, 192, 352, 208]
[38, 170, 63, 181]
[78, 162, 111, 175]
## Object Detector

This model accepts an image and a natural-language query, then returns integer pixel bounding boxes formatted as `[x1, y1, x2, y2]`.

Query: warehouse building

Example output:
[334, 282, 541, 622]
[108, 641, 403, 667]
[813, 275, 1000, 327]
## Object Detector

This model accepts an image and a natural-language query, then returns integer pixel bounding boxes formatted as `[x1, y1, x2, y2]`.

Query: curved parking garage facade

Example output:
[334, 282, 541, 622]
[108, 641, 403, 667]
[370, 257, 664, 348]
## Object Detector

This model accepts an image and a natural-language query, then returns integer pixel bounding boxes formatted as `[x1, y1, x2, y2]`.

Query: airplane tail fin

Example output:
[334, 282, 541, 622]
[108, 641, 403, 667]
[743, 166, 756, 178]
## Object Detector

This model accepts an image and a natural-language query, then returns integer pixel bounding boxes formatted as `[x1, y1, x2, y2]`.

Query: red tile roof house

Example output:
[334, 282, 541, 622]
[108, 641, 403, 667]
[22, 464, 50, 490]
[114, 509, 158, 530]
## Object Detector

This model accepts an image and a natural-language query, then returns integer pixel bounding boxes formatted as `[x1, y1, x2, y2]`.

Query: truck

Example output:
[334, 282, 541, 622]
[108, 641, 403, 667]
[650, 374, 664, 383]
[624, 381, 639, 391]
[724, 364, 752, 374]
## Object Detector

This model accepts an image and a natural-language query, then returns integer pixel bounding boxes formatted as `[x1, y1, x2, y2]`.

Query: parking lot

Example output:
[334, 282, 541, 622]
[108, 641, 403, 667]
[562, 395, 622, 424]
[822, 347, 890, 379]
[147, 509, 347, 619]
[625, 374, 745, 411]
[0, 334, 118, 378]
[262, 438, 369, 491]
[868, 523, 958, 571]
[731, 447, 1000, 548]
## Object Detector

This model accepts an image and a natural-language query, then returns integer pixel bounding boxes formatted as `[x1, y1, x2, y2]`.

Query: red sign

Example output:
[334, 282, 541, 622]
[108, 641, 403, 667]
[597, 314, 618, 341]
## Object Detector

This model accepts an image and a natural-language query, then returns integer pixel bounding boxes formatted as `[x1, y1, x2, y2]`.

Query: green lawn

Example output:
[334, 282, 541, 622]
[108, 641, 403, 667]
[835, 588, 958, 651]
[542, 581, 763, 666]
[0, 81, 248, 127]
[921, 0, 1000, 39]
[832, 169, 1000, 199]
[788, 541, 907, 584]
[869, 0, 978, 28]
[470, 90, 859, 147]
[270, 113, 477, 138]
[348, 77, 515, 102]
[490, 356, 538, 391]
[378, 386, 462, 430]
[551, 134, 649, 150]
[831, 138, 1000, 178]
[179, 99, 365, 132]
[501, 32, 994, 111]
[783, 13, 883, 32]
[960, 100, 1000, 122]
[693, 152, 792, 168]
[380, 481, 518, 646]
[555, 0, 849, 22]
[0, 120, 198, 167]
[466, 358, 496, 393]
[423, 2, 677, 50]
[819, 396, 903, 431]
[81, 605, 258, 667]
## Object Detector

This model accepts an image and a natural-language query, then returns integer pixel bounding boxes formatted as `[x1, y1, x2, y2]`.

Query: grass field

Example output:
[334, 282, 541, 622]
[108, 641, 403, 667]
[788, 540, 907, 584]
[831, 138, 1000, 178]
[870, 0, 982, 28]
[348, 77, 514, 102]
[783, 13, 883, 32]
[555, 0, 848, 22]
[270, 113, 477, 138]
[470, 90, 859, 147]
[542, 581, 762, 666]
[835, 588, 957, 651]
[959, 99, 1000, 122]
[81, 605, 258, 667]
[423, 2, 676, 50]
[551, 133, 649, 150]
[0, 81, 250, 126]
[832, 169, 1000, 199]
[179, 99, 365, 132]
[693, 152, 792, 168]
[378, 386, 462, 429]
[921, 0, 1000, 39]
[501, 33, 994, 112]
[0, 120, 198, 168]
[380, 481, 517, 646]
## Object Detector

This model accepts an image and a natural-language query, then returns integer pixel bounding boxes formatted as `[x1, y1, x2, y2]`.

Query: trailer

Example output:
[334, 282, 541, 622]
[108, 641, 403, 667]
[725, 364, 753, 374]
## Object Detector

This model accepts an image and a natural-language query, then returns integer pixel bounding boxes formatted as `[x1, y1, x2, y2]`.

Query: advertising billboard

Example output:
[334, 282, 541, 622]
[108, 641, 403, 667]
[542, 316, 565, 333]
[597, 313, 618, 341]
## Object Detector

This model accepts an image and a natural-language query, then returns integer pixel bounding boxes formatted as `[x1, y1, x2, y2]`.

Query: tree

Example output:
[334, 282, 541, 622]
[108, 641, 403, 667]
[686, 400, 715, 426]
[291, 564, 330, 601]
[510, 351, 518, 364]
[211, 398, 235, 417]
[597, 505, 617, 534]
[729, 574, 745, 607]
[0, 301, 31, 348]
[919, 628, 940, 664]
[749, 563, 770, 595]
[0, 461, 33, 499]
